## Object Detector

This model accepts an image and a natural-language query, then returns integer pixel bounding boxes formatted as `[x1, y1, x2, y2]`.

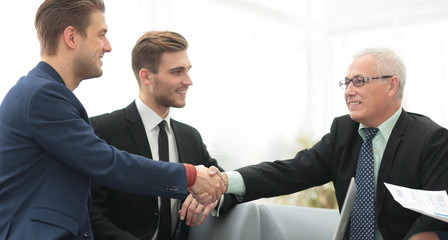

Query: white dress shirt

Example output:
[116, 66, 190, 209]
[135, 97, 179, 239]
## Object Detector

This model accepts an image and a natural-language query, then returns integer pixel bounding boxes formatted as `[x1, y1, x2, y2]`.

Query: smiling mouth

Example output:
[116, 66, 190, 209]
[177, 90, 187, 94]
[349, 101, 361, 106]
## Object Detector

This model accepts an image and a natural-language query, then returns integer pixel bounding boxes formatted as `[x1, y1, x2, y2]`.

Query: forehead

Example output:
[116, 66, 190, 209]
[159, 51, 191, 68]
[346, 55, 377, 78]
[86, 11, 107, 33]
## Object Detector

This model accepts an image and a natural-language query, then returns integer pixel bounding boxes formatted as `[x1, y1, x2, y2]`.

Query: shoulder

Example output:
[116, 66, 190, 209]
[171, 119, 201, 136]
[401, 111, 446, 134]
[24, 76, 83, 119]
[404, 111, 440, 125]
[90, 108, 126, 125]
[90, 102, 138, 127]
[89, 108, 130, 137]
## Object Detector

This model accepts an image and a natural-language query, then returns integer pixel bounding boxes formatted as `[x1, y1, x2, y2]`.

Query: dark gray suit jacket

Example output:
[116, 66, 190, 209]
[237, 111, 448, 240]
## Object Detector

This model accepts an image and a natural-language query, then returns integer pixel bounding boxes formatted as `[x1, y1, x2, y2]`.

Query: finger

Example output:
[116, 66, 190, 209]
[186, 199, 199, 226]
[216, 172, 226, 193]
[204, 185, 217, 204]
[190, 204, 205, 226]
[179, 194, 193, 221]
[220, 179, 226, 193]
[208, 166, 217, 176]
[213, 182, 222, 202]
[197, 205, 211, 226]
[212, 174, 223, 194]
[193, 192, 212, 205]
[209, 192, 217, 204]
[199, 199, 219, 226]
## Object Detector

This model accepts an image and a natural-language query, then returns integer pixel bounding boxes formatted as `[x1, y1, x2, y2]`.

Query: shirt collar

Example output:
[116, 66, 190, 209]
[358, 107, 402, 141]
[135, 97, 172, 133]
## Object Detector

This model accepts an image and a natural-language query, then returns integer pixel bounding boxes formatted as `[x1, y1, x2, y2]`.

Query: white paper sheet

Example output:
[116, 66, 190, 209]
[385, 183, 448, 223]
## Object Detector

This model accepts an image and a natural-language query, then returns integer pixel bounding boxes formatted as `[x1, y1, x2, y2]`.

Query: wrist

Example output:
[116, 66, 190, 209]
[184, 164, 197, 187]
[222, 173, 229, 191]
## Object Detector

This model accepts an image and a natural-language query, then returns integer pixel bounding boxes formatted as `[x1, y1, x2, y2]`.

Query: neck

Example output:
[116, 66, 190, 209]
[41, 55, 81, 91]
[366, 104, 401, 128]
[138, 93, 170, 119]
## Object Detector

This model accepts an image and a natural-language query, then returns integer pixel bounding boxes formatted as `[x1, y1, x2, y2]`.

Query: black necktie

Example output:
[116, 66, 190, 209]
[349, 127, 379, 240]
[158, 120, 171, 240]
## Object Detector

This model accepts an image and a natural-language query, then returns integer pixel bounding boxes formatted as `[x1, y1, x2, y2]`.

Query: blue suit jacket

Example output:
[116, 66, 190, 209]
[0, 62, 188, 239]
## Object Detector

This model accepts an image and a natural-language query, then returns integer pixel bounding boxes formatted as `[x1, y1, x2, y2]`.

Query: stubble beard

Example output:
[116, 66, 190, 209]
[153, 80, 185, 109]
[74, 52, 103, 80]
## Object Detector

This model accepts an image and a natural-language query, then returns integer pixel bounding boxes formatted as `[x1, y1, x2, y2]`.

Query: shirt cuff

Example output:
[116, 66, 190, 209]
[210, 194, 225, 217]
[225, 171, 246, 196]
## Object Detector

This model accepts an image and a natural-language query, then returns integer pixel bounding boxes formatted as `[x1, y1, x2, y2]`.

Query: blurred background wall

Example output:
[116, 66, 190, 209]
[2, 0, 448, 207]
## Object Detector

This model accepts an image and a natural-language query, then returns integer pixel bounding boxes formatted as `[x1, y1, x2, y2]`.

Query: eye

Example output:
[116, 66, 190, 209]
[353, 76, 365, 85]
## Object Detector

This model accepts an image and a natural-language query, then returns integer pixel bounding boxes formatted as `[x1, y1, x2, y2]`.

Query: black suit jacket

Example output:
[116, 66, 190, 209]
[237, 110, 448, 240]
[89, 102, 234, 240]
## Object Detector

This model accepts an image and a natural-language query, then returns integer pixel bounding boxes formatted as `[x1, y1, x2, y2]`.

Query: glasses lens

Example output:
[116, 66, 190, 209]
[352, 76, 365, 87]
[340, 80, 348, 89]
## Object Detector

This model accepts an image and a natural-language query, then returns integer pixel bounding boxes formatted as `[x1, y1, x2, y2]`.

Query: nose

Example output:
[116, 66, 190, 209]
[345, 80, 357, 91]
[183, 73, 193, 86]
[103, 36, 112, 53]
[345, 81, 355, 96]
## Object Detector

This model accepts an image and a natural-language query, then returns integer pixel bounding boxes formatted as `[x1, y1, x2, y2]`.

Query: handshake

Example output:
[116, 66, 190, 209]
[188, 165, 228, 205]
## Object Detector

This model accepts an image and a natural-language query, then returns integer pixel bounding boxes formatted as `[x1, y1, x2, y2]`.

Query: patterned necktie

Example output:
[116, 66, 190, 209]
[349, 127, 379, 240]
[158, 120, 171, 240]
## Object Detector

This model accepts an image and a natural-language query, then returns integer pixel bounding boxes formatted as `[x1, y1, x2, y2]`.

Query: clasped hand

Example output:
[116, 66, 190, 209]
[188, 165, 226, 205]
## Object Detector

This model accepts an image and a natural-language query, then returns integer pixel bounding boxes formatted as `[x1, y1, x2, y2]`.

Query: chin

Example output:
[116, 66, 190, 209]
[349, 113, 361, 122]
[92, 68, 103, 78]
[173, 103, 186, 108]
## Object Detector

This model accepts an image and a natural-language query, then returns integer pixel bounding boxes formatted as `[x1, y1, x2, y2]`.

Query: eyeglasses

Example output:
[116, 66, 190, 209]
[339, 75, 392, 89]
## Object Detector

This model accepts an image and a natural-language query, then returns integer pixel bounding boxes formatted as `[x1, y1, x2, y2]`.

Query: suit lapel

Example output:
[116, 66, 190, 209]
[375, 110, 408, 218]
[125, 102, 152, 159]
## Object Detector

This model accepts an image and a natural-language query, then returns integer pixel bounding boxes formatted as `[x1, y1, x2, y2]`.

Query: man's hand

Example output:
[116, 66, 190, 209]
[208, 166, 228, 192]
[179, 193, 219, 226]
[188, 165, 225, 205]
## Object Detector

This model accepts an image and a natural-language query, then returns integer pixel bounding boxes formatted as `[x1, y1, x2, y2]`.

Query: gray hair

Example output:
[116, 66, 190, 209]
[354, 48, 406, 100]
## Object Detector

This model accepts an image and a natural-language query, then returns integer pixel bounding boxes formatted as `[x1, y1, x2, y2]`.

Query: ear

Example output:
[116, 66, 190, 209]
[139, 68, 154, 86]
[63, 26, 77, 49]
[388, 76, 399, 97]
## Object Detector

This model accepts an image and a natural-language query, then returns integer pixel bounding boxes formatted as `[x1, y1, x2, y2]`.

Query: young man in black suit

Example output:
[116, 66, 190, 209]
[89, 31, 232, 240]
[215, 48, 448, 240]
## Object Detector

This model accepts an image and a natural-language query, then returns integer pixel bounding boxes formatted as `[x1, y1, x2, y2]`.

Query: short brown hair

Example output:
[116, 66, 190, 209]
[35, 0, 105, 56]
[131, 31, 188, 85]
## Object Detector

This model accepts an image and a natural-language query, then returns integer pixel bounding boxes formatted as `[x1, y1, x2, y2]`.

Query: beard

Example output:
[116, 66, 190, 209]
[73, 50, 103, 80]
[152, 77, 186, 109]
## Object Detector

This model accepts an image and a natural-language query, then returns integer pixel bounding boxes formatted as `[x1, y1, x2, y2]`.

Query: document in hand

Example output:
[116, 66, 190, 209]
[385, 183, 448, 223]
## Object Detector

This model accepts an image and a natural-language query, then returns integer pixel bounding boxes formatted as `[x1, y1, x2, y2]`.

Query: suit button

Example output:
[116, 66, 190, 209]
[83, 231, 92, 238]
[164, 185, 179, 191]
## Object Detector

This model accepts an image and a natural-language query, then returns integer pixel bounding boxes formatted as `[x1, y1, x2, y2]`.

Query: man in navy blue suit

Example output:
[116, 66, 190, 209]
[0, 1, 224, 239]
